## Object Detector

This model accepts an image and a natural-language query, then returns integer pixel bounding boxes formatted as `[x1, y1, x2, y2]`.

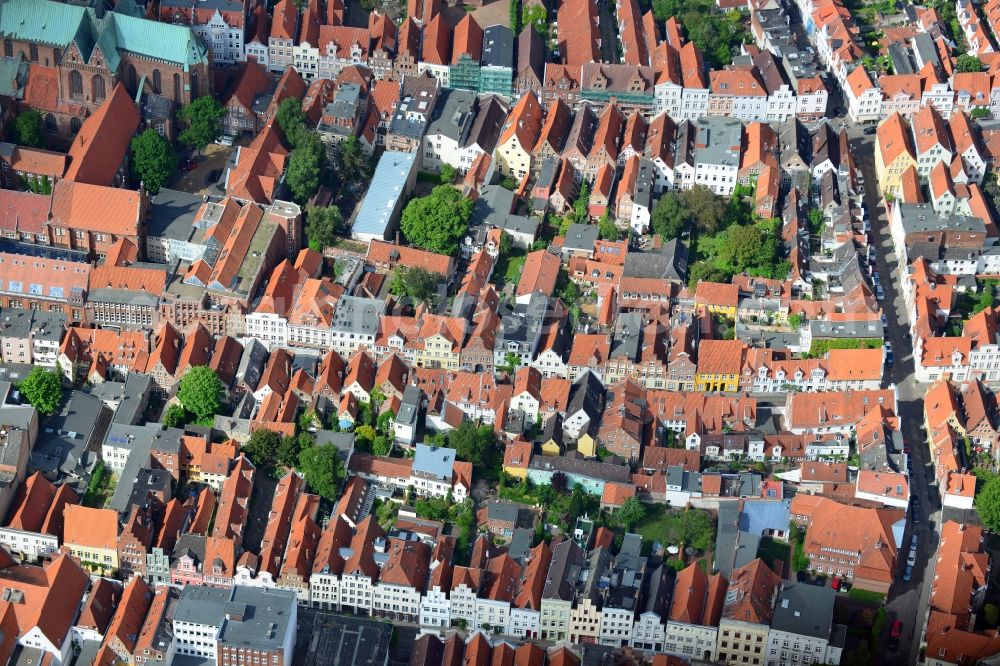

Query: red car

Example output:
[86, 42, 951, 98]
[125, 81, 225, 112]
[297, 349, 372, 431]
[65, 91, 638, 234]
[891, 620, 902, 638]
[181, 159, 198, 172]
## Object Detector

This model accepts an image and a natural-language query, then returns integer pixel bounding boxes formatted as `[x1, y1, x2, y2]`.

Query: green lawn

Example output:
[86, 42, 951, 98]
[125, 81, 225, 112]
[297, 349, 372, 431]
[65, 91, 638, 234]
[493, 250, 527, 287]
[633, 504, 716, 552]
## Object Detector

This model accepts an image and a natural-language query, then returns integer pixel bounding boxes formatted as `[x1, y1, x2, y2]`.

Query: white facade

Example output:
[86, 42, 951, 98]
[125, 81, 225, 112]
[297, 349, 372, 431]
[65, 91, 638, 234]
[766, 627, 842, 666]
[245, 38, 268, 68]
[664, 621, 719, 662]
[293, 42, 321, 80]
[244, 312, 289, 349]
[419, 584, 451, 629]
[531, 348, 569, 379]
[193, 10, 244, 64]
[694, 161, 738, 196]
[631, 612, 668, 653]
[509, 607, 541, 639]
[0, 527, 58, 562]
[599, 607, 636, 647]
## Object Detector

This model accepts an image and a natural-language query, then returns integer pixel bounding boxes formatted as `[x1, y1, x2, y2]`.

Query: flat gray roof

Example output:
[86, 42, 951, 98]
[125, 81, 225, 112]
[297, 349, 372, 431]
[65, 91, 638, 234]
[771, 582, 836, 640]
[303, 613, 392, 666]
[351, 151, 416, 239]
[412, 443, 456, 481]
[147, 188, 206, 242]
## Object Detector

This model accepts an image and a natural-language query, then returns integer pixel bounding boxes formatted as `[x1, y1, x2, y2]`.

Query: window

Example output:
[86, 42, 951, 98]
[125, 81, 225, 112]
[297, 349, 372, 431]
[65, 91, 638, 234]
[70, 116, 81, 134]
[153, 69, 161, 95]
[173, 73, 181, 100]
[3, 40, 10, 58]
[92, 74, 106, 102]
[69, 70, 83, 98]
[29, 44, 37, 62]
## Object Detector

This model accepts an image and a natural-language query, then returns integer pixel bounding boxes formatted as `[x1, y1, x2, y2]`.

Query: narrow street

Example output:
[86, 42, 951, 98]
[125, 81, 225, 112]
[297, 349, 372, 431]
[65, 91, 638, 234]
[850, 131, 939, 665]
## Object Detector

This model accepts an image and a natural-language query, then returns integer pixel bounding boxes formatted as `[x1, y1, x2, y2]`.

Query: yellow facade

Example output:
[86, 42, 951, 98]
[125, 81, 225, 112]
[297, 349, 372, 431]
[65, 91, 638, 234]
[577, 433, 597, 458]
[875, 144, 916, 198]
[67, 544, 118, 572]
[497, 136, 531, 181]
[695, 372, 740, 392]
[541, 438, 562, 457]
[503, 463, 528, 479]
[413, 334, 461, 369]
[695, 302, 737, 318]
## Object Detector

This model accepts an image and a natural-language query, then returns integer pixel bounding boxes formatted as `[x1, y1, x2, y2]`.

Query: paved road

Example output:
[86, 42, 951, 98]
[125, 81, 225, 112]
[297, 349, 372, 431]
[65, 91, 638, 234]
[849, 129, 939, 665]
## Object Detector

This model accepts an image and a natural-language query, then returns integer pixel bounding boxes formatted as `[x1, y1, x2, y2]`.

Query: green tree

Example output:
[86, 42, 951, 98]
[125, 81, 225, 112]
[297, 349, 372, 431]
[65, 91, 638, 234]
[355, 424, 376, 450]
[440, 164, 457, 185]
[957, 54, 985, 72]
[651, 193, 690, 240]
[242, 428, 282, 469]
[376, 410, 394, 435]
[275, 97, 307, 145]
[501, 176, 518, 190]
[277, 434, 305, 468]
[372, 435, 392, 456]
[178, 96, 226, 151]
[521, 7, 547, 36]
[13, 110, 45, 148]
[681, 185, 728, 234]
[598, 212, 618, 240]
[304, 205, 344, 252]
[177, 366, 223, 421]
[972, 107, 991, 119]
[336, 136, 369, 183]
[298, 444, 345, 500]
[615, 496, 647, 530]
[287, 132, 324, 203]
[976, 476, 1000, 531]
[130, 129, 177, 195]
[985, 604, 1000, 626]
[163, 404, 188, 428]
[388, 266, 441, 304]
[497, 351, 521, 374]
[19, 367, 62, 416]
[400, 185, 474, 254]
[573, 181, 591, 223]
[450, 422, 500, 478]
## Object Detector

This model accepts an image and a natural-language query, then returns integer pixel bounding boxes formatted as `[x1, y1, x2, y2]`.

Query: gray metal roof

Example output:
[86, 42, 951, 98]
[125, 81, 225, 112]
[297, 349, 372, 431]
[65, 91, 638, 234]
[563, 223, 600, 252]
[351, 151, 416, 239]
[395, 384, 422, 428]
[235, 338, 267, 390]
[481, 25, 514, 69]
[412, 443, 456, 481]
[114, 373, 153, 424]
[217, 587, 296, 652]
[808, 318, 882, 339]
[425, 88, 476, 143]
[331, 295, 386, 336]
[147, 188, 206, 242]
[896, 202, 986, 235]
[468, 185, 540, 237]
[695, 116, 742, 168]
[771, 583, 836, 640]
[30, 391, 111, 488]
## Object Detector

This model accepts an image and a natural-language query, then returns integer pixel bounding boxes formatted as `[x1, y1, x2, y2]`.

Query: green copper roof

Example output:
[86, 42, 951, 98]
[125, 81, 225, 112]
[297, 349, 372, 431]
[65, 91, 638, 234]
[0, 0, 208, 71]
[0, 0, 88, 47]
[109, 13, 209, 70]
[0, 56, 27, 99]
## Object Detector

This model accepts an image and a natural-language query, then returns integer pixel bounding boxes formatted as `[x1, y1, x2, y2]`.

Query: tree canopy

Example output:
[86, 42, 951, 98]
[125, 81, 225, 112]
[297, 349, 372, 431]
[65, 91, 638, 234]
[19, 367, 61, 416]
[178, 96, 226, 151]
[957, 55, 985, 72]
[651, 0, 747, 67]
[242, 428, 282, 469]
[131, 129, 176, 195]
[298, 444, 345, 500]
[336, 136, 369, 184]
[162, 404, 188, 429]
[286, 132, 325, 203]
[598, 213, 618, 240]
[449, 422, 500, 479]
[388, 267, 441, 304]
[615, 496, 647, 530]
[977, 475, 1000, 532]
[304, 205, 344, 252]
[13, 110, 44, 148]
[177, 366, 223, 421]
[401, 185, 474, 254]
[652, 192, 691, 240]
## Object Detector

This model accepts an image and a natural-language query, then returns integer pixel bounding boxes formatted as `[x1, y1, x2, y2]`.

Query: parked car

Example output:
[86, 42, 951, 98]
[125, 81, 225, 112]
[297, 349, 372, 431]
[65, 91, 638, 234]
[181, 159, 198, 172]
[907, 549, 917, 567]
[864, 126, 877, 135]
[876, 285, 885, 300]
[911, 535, 918, 548]
[903, 566, 912, 582]
[215, 134, 234, 147]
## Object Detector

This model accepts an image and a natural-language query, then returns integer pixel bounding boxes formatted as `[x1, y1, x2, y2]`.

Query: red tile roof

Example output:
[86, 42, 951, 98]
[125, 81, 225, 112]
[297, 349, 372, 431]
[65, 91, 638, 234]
[64, 83, 139, 187]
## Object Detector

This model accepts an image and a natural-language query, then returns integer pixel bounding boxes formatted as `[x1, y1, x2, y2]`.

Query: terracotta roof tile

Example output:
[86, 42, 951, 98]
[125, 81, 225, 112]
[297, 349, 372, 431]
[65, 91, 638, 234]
[64, 84, 139, 187]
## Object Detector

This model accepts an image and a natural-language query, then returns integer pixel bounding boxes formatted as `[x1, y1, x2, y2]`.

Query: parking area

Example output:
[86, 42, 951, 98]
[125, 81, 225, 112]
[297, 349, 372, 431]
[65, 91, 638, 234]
[170, 140, 241, 195]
